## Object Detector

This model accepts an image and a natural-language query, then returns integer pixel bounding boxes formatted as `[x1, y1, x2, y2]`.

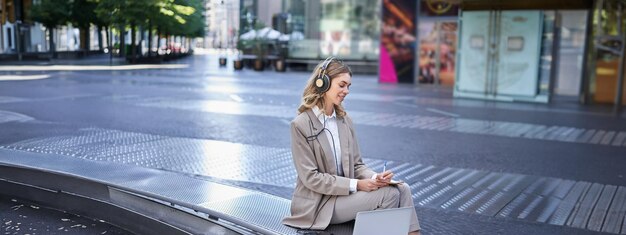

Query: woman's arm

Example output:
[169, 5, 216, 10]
[291, 121, 351, 196]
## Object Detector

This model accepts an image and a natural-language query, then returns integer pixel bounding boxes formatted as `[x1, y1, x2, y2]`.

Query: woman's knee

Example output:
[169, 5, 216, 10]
[379, 186, 400, 207]
[397, 183, 411, 194]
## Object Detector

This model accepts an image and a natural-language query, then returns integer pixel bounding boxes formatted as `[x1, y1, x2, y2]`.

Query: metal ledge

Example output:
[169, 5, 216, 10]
[0, 166, 241, 235]
[0, 148, 299, 234]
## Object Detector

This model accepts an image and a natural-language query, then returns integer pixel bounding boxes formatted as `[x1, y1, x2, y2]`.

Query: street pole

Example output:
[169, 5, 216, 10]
[16, 20, 22, 61]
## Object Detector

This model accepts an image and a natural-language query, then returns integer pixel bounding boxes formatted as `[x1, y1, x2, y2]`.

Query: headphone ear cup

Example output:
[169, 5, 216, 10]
[316, 74, 330, 93]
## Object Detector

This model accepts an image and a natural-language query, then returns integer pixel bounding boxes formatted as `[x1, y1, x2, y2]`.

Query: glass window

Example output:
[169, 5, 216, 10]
[554, 10, 587, 96]
[285, 0, 381, 60]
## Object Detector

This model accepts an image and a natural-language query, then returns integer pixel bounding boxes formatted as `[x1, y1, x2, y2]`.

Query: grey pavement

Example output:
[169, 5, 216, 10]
[0, 52, 625, 234]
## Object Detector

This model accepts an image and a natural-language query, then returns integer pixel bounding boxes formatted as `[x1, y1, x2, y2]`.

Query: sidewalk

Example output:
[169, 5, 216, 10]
[0, 53, 624, 234]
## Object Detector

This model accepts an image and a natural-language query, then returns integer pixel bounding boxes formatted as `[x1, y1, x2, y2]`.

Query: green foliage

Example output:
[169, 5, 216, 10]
[29, 0, 204, 40]
[94, 0, 204, 37]
[29, 0, 71, 29]
[71, 0, 99, 29]
[171, 0, 205, 37]
[95, 0, 158, 26]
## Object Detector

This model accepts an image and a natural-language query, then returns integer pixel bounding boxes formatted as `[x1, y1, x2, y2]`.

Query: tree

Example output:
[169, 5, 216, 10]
[29, 0, 71, 57]
[94, 0, 204, 60]
[96, 0, 156, 61]
[70, 0, 99, 54]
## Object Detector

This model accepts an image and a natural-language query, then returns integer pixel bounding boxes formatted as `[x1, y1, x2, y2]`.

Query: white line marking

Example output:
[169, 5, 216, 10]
[0, 75, 50, 81]
[395, 102, 420, 108]
[229, 94, 243, 102]
[280, 119, 291, 125]
[426, 108, 460, 118]
[0, 64, 188, 71]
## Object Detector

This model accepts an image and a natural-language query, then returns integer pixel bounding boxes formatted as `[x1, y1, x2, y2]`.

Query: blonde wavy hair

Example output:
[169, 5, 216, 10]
[297, 58, 352, 118]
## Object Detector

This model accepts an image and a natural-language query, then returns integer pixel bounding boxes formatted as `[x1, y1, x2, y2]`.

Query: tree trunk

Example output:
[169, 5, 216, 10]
[97, 25, 103, 52]
[139, 25, 144, 58]
[156, 27, 161, 56]
[166, 33, 170, 54]
[147, 21, 152, 57]
[48, 27, 56, 58]
[176, 36, 180, 55]
[105, 26, 110, 53]
[80, 27, 89, 56]
[130, 23, 136, 63]
[119, 25, 126, 58]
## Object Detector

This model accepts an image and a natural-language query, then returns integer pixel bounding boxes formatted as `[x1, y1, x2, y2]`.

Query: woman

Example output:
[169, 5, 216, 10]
[282, 57, 421, 234]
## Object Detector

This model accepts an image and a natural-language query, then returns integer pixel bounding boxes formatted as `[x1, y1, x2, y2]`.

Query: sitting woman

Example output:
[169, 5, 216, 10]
[282, 57, 421, 234]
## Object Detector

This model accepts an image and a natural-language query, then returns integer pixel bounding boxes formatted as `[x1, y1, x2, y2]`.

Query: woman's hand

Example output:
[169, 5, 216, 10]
[357, 179, 388, 192]
[376, 171, 394, 184]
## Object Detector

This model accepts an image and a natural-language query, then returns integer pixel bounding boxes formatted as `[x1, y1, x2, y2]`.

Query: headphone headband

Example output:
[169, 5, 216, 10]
[314, 57, 335, 94]
[319, 57, 335, 78]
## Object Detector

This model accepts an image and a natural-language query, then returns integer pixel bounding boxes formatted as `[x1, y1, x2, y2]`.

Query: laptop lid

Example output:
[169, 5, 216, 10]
[352, 207, 412, 235]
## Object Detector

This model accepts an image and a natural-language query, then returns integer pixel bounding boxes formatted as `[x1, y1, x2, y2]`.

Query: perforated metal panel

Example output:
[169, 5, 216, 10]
[3, 127, 626, 234]
[0, 148, 299, 235]
[201, 194, 294, 234]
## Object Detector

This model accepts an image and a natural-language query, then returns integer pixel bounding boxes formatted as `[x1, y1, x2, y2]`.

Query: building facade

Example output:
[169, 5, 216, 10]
[456, 0, 625, 108]
[1, 0, 46, 55]
[204, 0, 240, 49]
[1, 0, 106, 58]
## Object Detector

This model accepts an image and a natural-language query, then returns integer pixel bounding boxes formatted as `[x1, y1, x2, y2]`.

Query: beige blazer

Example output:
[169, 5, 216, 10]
[282, 109, 376, 230]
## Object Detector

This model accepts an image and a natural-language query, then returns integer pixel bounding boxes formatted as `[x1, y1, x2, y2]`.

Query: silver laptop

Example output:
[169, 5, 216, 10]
[352, 207, 412, 235]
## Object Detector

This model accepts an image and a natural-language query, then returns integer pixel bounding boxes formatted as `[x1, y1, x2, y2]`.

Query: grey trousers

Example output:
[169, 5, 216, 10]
[330, 183, 421, 232]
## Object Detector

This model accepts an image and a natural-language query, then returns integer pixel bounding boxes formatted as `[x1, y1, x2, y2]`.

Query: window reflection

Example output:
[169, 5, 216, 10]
[285, 0, 381, 59]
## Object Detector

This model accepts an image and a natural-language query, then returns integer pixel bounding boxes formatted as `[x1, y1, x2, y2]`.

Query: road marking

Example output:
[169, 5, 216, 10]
[0, 110, 34, 123]
[394, 102, 420, 108]
[0, 64, 188, 71]
[0, 75, 50, 81]
[426, 108, 460, 118]
[280, 119, 291, 125]
[229, 94, 244, 102]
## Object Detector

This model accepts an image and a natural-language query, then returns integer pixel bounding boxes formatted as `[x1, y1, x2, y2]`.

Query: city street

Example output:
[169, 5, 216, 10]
[1, 52, 625, 234]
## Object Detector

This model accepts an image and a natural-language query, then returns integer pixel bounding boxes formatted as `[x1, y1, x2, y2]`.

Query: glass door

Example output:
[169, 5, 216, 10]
[455, 10, 545, 102]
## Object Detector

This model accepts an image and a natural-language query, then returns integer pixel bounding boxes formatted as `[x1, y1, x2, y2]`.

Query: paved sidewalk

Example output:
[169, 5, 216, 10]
[0, 53, 624, 234]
